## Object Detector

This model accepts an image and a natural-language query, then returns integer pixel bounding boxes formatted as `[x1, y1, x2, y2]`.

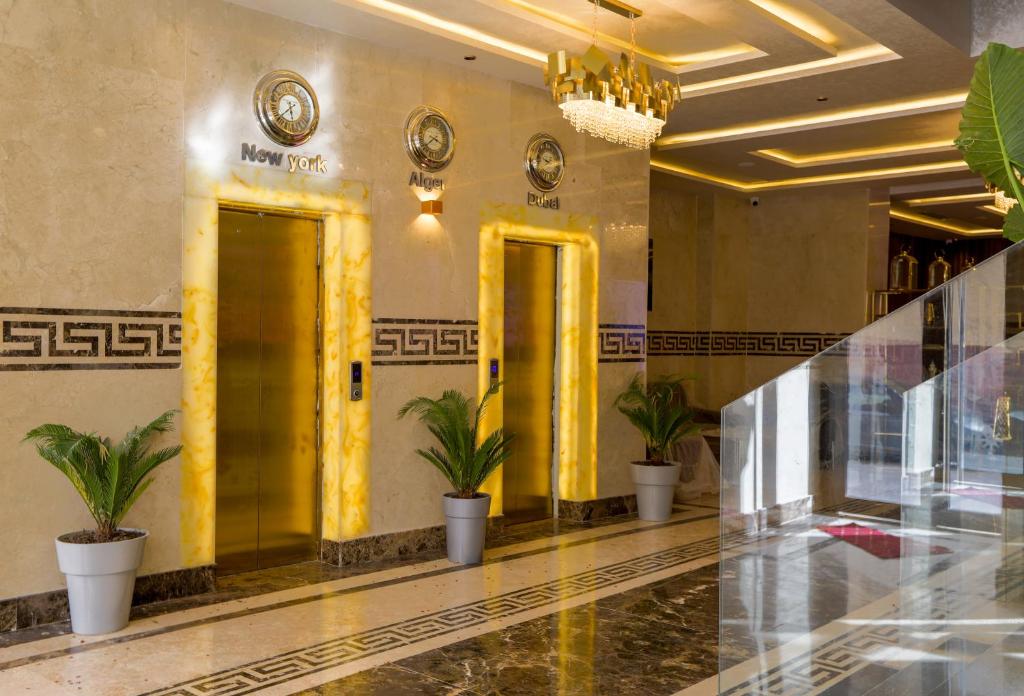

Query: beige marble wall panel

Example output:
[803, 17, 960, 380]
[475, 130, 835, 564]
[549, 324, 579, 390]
[0, 43, 183, 308]
[647, 185, 872, 410]
[745, 188, 870, 334]
[0, 371, 181, 599]
[647, 187, 698, 331]
[710, 195, 752, 332]
[597, 364, 646, 498]
[372, 367, 477, 533]
[0, 0, 186, 600]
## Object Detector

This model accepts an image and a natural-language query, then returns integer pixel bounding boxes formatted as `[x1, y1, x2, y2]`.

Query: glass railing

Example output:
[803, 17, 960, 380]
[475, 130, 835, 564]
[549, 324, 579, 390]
[719, 240, 1024, 694]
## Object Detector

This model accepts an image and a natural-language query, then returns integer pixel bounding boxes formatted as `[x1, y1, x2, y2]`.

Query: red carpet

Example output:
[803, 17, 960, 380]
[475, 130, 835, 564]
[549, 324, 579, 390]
[952, 487, 1024, 510]
[818, 523, 952, 559]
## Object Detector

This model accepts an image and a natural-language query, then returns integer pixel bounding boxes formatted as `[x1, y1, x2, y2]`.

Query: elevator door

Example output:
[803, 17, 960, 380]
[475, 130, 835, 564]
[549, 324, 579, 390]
[216, 209, 320, 575]
[503, 242, 557, 524]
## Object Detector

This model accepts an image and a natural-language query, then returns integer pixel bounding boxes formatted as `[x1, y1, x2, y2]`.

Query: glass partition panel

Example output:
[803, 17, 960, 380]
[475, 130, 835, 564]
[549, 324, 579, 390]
[719, 241, 1024, 694]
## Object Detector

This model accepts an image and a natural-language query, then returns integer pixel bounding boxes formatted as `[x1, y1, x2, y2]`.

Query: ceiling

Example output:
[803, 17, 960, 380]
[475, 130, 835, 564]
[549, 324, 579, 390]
[229, 0, 1013, 239]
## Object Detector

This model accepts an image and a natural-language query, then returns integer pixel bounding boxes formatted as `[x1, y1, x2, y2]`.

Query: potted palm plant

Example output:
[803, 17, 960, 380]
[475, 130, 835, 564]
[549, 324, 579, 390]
[24, 410, 182, 635]
[399, 382, 513, 564]
[615, 374, 699, 521]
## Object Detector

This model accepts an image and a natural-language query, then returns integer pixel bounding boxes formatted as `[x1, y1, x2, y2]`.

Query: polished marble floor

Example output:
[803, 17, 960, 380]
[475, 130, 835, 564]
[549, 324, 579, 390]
[2, 497, 1018, 695]
[0, 504, 728, 695]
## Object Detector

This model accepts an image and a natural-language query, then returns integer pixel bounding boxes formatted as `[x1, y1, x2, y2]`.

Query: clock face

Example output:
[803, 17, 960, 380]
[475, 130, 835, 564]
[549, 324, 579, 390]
[525, 134, 565, 192]
[253, 70, 319, 146]
[405, 107, 455, 172]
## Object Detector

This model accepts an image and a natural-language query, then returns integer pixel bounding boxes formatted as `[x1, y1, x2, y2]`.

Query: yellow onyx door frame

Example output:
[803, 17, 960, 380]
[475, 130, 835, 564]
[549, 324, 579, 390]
[182, 165, 372, 568]
[478, 204, 599, 514]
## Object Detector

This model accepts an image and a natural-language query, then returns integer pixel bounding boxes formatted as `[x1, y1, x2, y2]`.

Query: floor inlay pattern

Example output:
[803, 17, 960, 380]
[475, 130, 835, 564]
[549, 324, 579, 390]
[143, 531, 750, 696]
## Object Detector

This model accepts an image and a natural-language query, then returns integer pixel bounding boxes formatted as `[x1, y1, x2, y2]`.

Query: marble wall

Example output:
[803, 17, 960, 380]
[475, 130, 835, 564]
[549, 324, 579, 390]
[648, 173, 874, 410]
[0, 0, 648, 601]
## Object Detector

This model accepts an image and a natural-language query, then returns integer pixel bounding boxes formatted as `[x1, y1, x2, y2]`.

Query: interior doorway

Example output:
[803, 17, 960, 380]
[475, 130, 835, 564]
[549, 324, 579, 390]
[502, 241, 558, 524]
[215, 208, 321, 575]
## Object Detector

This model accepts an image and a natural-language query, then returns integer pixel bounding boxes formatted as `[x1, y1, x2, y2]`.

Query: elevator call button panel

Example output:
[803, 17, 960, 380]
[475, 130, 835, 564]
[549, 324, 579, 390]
[489, 358, 500, 387]
[350, 361, 363, 401]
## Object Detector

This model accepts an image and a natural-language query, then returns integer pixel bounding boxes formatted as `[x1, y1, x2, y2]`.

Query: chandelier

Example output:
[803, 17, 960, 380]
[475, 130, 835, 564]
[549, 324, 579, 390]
[544, 1, 679, 149]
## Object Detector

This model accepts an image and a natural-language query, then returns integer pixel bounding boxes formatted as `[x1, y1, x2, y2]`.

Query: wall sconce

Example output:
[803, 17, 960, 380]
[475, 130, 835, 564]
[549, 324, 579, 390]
[421, 200, 443, 216]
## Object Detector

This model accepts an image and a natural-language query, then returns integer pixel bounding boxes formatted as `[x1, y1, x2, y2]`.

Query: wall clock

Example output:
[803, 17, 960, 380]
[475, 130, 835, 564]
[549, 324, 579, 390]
[524, 134, 565, 192]
[404, 106, 455, 172]
[253, 70, 319, 147]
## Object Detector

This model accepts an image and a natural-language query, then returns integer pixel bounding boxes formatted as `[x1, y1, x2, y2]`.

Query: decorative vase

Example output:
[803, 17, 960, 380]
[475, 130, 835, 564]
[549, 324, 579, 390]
[631, 462, 682, 521]
[927, 253, 952, 289]
[889, 249, 919, 291]
[55, 530, 148, 635]
[442, 493, 491, 564]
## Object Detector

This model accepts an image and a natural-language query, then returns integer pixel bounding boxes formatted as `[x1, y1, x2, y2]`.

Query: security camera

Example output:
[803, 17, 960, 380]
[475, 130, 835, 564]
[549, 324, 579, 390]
[750, 197, 760, 207]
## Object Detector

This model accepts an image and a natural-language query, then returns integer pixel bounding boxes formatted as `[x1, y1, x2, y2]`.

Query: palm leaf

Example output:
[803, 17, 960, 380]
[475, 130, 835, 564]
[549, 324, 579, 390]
[955, 43, 1024, 241]
[615, 373, 697, 460]
[399, 383, 512, 497]
[24, 410, 180, 540]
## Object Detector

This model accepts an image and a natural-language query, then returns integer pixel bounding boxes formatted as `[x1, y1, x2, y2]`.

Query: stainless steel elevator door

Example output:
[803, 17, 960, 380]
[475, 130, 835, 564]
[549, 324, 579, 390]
[216, 209, 320, 576]
[502, 242, 557, 524]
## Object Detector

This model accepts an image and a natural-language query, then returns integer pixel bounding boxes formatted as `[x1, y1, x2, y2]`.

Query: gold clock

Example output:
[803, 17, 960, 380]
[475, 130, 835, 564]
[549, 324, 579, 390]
[524, 134, 565, 192]
[404, 106, 455, 172]
[253, 70, 319, 147]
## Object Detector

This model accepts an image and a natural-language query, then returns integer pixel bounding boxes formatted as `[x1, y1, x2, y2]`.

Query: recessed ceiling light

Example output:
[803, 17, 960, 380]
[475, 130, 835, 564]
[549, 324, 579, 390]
[816, 96, 829, 102]
[464, 55, 477, 61]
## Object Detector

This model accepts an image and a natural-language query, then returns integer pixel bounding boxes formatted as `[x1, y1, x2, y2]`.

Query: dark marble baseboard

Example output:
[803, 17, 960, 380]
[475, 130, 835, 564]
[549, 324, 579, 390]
[321, 517, 507, 567]
[0, 565, 215, 634]
[559, 494, 638, 522]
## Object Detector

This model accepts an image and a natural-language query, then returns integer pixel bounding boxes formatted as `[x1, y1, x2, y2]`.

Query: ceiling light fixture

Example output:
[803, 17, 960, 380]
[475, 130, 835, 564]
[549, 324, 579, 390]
[545, 0, 679, 149]
[657, 90, 967, 148]
[651, 158, 968, 192]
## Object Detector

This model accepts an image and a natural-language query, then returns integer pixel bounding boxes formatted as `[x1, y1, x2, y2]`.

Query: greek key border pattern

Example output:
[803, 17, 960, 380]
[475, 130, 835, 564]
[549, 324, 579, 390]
[0, 307, 181, 371]
[647, 330, 850, 358]
[599, 323, 645, 363]
[144, 530, 754, 696]
[372, 318, 479, 366]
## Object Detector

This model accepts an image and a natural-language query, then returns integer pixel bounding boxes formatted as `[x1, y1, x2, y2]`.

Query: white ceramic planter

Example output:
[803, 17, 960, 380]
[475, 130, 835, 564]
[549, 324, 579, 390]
[442, 493, 491, 564]
[55, 529, 147, 635]
[631, 462, 682, 521]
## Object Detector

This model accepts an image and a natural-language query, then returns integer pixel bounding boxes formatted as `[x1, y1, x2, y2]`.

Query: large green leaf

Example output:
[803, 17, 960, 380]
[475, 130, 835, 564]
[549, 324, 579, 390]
[956, 43, 1024, 240]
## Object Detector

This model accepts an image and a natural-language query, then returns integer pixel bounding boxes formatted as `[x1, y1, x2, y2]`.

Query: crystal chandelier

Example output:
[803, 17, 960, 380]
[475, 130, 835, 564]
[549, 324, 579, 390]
[544, 1, 679, 149]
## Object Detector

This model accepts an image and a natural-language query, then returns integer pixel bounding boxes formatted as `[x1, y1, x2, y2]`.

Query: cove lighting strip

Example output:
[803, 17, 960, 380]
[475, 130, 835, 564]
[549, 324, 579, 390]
[903, 192, 994, 206]
[677, 44, 897, 98]
[651, 159, 968, 192]
[979, 204, 1008, 216]
[338, 0, 894, 94]
[338, 0, 547, 63]
[744, 0, 838, 54]
[497, 0, 760, 69]
[890, 207, 1001, 236]
[658, 91, 967, 148]
[753, 140, 956, 167]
